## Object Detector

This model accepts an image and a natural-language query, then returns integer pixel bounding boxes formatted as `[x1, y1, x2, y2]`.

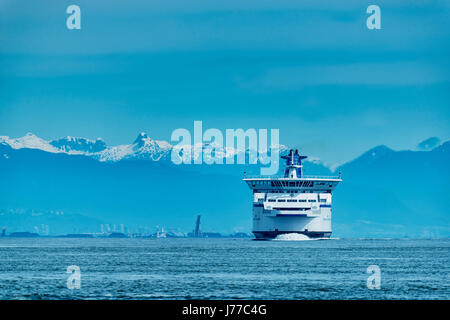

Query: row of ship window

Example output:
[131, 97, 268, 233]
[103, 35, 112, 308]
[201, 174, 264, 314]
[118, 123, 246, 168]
[267, 199, 327, 203]
[252, 181, 333, 187]
[254, 190, 332, 193]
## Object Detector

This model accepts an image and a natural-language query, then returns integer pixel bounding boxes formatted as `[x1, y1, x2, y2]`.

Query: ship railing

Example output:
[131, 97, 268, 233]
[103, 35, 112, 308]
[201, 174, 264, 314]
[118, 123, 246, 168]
[243, 175, 341, 180]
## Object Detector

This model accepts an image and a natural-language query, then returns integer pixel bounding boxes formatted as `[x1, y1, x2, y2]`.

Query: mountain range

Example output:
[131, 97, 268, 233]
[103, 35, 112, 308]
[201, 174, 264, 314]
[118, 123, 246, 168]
[0, 133, 449, 238]
[0, 132, 173, 162]
[0, 132, 287, 165]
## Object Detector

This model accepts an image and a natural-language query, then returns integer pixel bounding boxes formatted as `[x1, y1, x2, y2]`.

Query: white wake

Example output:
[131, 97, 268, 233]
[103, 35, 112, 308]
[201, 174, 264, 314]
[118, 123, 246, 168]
[273, 233, 312, 241]
[273, 233, 338, 241]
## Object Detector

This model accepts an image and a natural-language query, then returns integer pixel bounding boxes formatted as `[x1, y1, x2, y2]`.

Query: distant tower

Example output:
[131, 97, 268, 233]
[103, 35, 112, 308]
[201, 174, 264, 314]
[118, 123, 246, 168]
[1, 227, 6, 237]
[193, 215, 201, 237]
[40, 224, 49, 236]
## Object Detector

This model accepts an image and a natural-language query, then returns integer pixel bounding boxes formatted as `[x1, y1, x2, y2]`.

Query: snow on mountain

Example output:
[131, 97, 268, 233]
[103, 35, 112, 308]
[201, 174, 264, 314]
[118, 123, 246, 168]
[93, 144, 135, 162]
[94, 132, 172, 162]
[171, 142, 239, 163]
[130, 132, 172, 160]
[171, 141, 289, 164]
[94, 132, 287, 163]
[0, 133, 61, 153]
[50, 136, 107, 154]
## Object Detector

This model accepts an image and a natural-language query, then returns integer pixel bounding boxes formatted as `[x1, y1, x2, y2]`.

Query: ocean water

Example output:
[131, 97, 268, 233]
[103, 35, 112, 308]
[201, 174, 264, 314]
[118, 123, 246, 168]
[0, 238, 448, 300]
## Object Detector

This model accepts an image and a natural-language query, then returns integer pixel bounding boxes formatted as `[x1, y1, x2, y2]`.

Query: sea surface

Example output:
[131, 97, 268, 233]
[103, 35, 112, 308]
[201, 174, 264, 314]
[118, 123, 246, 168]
[0, 238, 448, 300]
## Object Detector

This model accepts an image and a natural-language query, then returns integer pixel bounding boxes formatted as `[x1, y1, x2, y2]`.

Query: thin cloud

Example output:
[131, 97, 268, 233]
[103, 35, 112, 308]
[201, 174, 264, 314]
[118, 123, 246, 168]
[238, 62, 449, 90]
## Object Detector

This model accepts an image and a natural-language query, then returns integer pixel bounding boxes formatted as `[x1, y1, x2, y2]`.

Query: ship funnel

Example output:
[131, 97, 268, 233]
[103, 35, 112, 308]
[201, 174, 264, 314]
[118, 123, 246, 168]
[281, 149, 307, 178]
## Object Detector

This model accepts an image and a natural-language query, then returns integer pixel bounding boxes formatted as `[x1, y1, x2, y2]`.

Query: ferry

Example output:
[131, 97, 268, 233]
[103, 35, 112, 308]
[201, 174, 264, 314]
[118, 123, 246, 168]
[243, 149, 341, 239]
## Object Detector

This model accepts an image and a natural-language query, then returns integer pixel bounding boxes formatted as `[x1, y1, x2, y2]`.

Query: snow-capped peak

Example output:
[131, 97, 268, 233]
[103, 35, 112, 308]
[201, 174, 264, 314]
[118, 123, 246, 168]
[136, 132, 148, 139]
[0, 133, 61, 153]
[92, 132, 173, 162]
[131, 132, 172, 160]
[133, 132, 152, 148]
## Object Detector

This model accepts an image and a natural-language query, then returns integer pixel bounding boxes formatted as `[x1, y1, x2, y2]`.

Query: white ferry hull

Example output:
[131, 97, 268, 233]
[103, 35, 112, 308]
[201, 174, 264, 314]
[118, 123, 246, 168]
[251, 196, 333, 239]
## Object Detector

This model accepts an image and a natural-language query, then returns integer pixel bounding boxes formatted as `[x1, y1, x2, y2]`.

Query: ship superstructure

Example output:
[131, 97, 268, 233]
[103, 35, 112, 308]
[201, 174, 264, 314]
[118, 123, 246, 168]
[243, 149, 341, 239]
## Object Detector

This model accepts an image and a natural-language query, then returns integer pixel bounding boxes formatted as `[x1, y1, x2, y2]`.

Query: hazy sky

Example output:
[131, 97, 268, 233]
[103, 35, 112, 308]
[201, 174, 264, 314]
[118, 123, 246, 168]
[1, 0, 449, 165]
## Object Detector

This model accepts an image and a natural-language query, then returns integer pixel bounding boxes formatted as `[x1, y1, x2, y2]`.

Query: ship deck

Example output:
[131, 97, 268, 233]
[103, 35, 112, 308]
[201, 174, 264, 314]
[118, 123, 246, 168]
[243, 175, 341, 182]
